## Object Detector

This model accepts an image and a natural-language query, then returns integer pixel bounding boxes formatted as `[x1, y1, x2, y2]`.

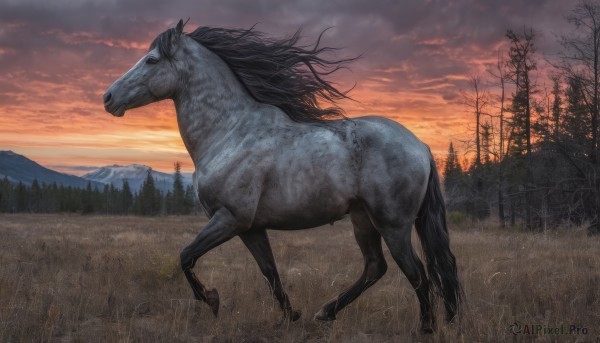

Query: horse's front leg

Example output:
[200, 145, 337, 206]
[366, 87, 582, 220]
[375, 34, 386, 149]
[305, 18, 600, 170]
[180, 209, 242, 316]
[239, 229, 301, 322]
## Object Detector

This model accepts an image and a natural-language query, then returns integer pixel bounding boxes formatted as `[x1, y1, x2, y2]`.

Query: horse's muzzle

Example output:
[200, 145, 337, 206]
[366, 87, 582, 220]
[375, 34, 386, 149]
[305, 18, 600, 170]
[103, 91, 125, 117]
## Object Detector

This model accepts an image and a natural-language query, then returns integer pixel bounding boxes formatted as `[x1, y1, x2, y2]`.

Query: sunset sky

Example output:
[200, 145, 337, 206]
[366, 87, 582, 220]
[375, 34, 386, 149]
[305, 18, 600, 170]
[0, 0, 576, 174]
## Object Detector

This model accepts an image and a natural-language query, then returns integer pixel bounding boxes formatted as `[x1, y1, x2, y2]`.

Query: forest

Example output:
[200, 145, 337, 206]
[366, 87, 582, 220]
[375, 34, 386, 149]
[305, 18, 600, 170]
[442, 0, 600, 234]
[2, 1, 600, 234]
[0, 162, 196, 216]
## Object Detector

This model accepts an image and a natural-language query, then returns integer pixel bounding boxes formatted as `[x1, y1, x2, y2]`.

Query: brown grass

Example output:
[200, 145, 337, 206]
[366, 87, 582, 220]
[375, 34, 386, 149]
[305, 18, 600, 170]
[0, 214, 598, 342]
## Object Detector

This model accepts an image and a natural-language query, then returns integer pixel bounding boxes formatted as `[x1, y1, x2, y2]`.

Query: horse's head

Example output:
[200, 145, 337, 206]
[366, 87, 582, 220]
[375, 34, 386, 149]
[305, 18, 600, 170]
[103, 20, 188, 117]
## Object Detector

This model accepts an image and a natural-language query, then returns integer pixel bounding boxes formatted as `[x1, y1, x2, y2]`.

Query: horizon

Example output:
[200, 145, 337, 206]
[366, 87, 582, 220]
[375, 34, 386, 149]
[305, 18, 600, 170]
[0, 0, 575, 174]
[0, 149, 193, 177]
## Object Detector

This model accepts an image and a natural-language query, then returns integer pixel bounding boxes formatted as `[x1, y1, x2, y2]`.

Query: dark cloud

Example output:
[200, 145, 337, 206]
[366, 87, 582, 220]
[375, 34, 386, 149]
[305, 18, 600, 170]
[0, 0, 574, 88]
[0, 0, 582, 157]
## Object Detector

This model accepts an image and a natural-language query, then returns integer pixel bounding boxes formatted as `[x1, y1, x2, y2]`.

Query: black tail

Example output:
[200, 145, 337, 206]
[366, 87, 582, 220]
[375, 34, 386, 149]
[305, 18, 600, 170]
[415, 155, 462, 322]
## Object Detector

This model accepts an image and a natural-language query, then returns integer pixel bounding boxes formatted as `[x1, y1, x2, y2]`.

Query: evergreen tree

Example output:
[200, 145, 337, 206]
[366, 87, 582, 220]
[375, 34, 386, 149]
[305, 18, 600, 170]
[481, 123, 493, 165]
[43, 182, 59, 212]
[563, 77, 591, 154]
[165, 190, 173, 214]
[106, 184, 116, 214]
[92, 186, 103, 213]
[30, 179, 41, 212]
[122, 180, 133, 214]
[0, 176, 11, 212]
[506, 28, 537, 158]
[139, 169, 160, 215]
[184, 185, 196, 214]
[443, 142, 475, 215]
[558, 0, 600, 163]
[171, 162, 186, 214]
[82, 181, 94, 214]
[506, 28, 537, 229]
[443, 142, 463, 191]
[132, 190, 142, 215]
[15, 181, 28, 212]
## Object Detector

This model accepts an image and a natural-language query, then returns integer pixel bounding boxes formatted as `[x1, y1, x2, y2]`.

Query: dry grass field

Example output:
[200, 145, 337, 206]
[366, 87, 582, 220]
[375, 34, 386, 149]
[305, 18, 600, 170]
[0, 214, 598, 342]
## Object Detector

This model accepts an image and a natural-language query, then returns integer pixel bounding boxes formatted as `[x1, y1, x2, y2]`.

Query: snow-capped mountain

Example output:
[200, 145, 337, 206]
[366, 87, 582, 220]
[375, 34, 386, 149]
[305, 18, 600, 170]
[0, 151, 193, 193]
[82, 164, 193, 193]
[0, 150, 104, 188]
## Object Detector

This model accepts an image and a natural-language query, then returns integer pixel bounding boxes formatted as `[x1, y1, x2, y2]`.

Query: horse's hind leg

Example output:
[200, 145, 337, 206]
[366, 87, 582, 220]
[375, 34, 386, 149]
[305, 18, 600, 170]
[239, 229, 301, 322]
[314, 206, 387, 321]
[379, 221, 434, 333]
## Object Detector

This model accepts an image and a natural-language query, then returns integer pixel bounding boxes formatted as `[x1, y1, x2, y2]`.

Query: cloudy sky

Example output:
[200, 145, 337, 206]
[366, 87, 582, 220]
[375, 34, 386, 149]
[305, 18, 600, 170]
[0, 0, 577, 174]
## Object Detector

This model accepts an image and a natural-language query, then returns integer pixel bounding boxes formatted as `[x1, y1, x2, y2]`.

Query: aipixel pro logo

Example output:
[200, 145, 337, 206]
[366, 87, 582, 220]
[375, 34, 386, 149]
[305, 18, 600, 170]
[508, 321, 589, 336]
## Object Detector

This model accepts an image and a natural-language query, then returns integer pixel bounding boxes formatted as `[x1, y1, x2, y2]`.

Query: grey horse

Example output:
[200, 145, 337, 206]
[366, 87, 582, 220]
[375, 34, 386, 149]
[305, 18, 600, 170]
[103, 20, 461, 333]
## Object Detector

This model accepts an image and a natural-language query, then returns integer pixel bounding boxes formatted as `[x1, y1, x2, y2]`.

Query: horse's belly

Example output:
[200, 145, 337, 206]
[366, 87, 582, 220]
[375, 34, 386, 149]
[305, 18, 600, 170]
[253, 180, 354, 230]
[254, 203, 349, 230]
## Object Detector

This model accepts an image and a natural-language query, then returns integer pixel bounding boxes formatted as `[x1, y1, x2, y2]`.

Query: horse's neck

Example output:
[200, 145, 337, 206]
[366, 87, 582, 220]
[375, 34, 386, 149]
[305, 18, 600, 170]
[173, 48, 260, 167]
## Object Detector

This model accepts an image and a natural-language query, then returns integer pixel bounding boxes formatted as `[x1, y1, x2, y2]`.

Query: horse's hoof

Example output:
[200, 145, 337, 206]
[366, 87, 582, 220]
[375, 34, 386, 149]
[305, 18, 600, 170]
[287, 309, 301, 322]
[313, 308, 336, 321]
[205, 288, 220, 316]
[420, 326, 434, 334]
[275, 309, 301, 328]
[446, 313, 458, 324]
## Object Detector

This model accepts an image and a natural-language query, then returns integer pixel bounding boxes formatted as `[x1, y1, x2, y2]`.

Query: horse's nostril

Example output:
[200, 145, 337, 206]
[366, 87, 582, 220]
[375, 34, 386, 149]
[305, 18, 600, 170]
[103, 92, 112, 104]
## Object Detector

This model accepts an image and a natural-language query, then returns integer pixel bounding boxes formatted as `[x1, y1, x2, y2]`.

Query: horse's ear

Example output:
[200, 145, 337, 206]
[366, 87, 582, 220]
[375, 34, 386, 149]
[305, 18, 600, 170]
[175, 19, 184, 35]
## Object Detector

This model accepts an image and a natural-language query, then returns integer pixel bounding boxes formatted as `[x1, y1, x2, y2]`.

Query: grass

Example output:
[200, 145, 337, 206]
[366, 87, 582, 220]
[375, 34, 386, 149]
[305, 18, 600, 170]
[0, 214, 598, 342]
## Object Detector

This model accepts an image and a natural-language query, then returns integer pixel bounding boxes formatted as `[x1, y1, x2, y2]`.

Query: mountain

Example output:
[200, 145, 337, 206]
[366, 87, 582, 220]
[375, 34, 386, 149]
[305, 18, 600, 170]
[82, 164, 193, 193]
[0, 150, 104, 188]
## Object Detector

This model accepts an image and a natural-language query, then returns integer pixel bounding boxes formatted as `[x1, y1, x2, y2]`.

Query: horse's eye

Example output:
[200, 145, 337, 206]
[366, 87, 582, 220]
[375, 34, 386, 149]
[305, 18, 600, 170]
[146, 57, 159, 64]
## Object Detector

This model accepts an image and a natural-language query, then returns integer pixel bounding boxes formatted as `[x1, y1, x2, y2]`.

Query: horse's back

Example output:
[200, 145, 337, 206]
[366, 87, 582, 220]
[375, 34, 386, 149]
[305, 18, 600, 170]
[351, 116, 429, 152]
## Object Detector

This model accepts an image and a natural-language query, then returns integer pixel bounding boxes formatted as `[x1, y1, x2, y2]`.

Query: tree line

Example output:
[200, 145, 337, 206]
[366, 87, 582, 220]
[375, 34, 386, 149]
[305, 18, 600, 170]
[0, 162, 197, 216]
[443, 0, 600, 234]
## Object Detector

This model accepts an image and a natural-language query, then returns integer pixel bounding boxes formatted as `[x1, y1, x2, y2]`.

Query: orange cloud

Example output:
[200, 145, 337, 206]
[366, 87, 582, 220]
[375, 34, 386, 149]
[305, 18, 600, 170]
[0, 0, 574, 174]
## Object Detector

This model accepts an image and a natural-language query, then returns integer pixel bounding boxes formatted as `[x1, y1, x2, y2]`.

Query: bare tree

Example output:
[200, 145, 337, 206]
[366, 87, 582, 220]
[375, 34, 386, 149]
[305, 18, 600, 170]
[489, 50, 508, 160]
[462, 76, 491, 168]
[489, 50, 510, 226]
[551, 75, 563, 139]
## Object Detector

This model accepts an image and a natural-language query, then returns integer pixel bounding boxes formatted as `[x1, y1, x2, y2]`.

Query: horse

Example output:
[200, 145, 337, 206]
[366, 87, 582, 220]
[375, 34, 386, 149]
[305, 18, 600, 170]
[103, 19, 461, 333]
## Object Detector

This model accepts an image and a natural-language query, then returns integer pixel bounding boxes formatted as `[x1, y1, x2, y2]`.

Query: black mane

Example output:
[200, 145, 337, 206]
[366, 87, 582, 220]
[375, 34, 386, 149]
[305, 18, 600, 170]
[150, 24, 356, 122]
